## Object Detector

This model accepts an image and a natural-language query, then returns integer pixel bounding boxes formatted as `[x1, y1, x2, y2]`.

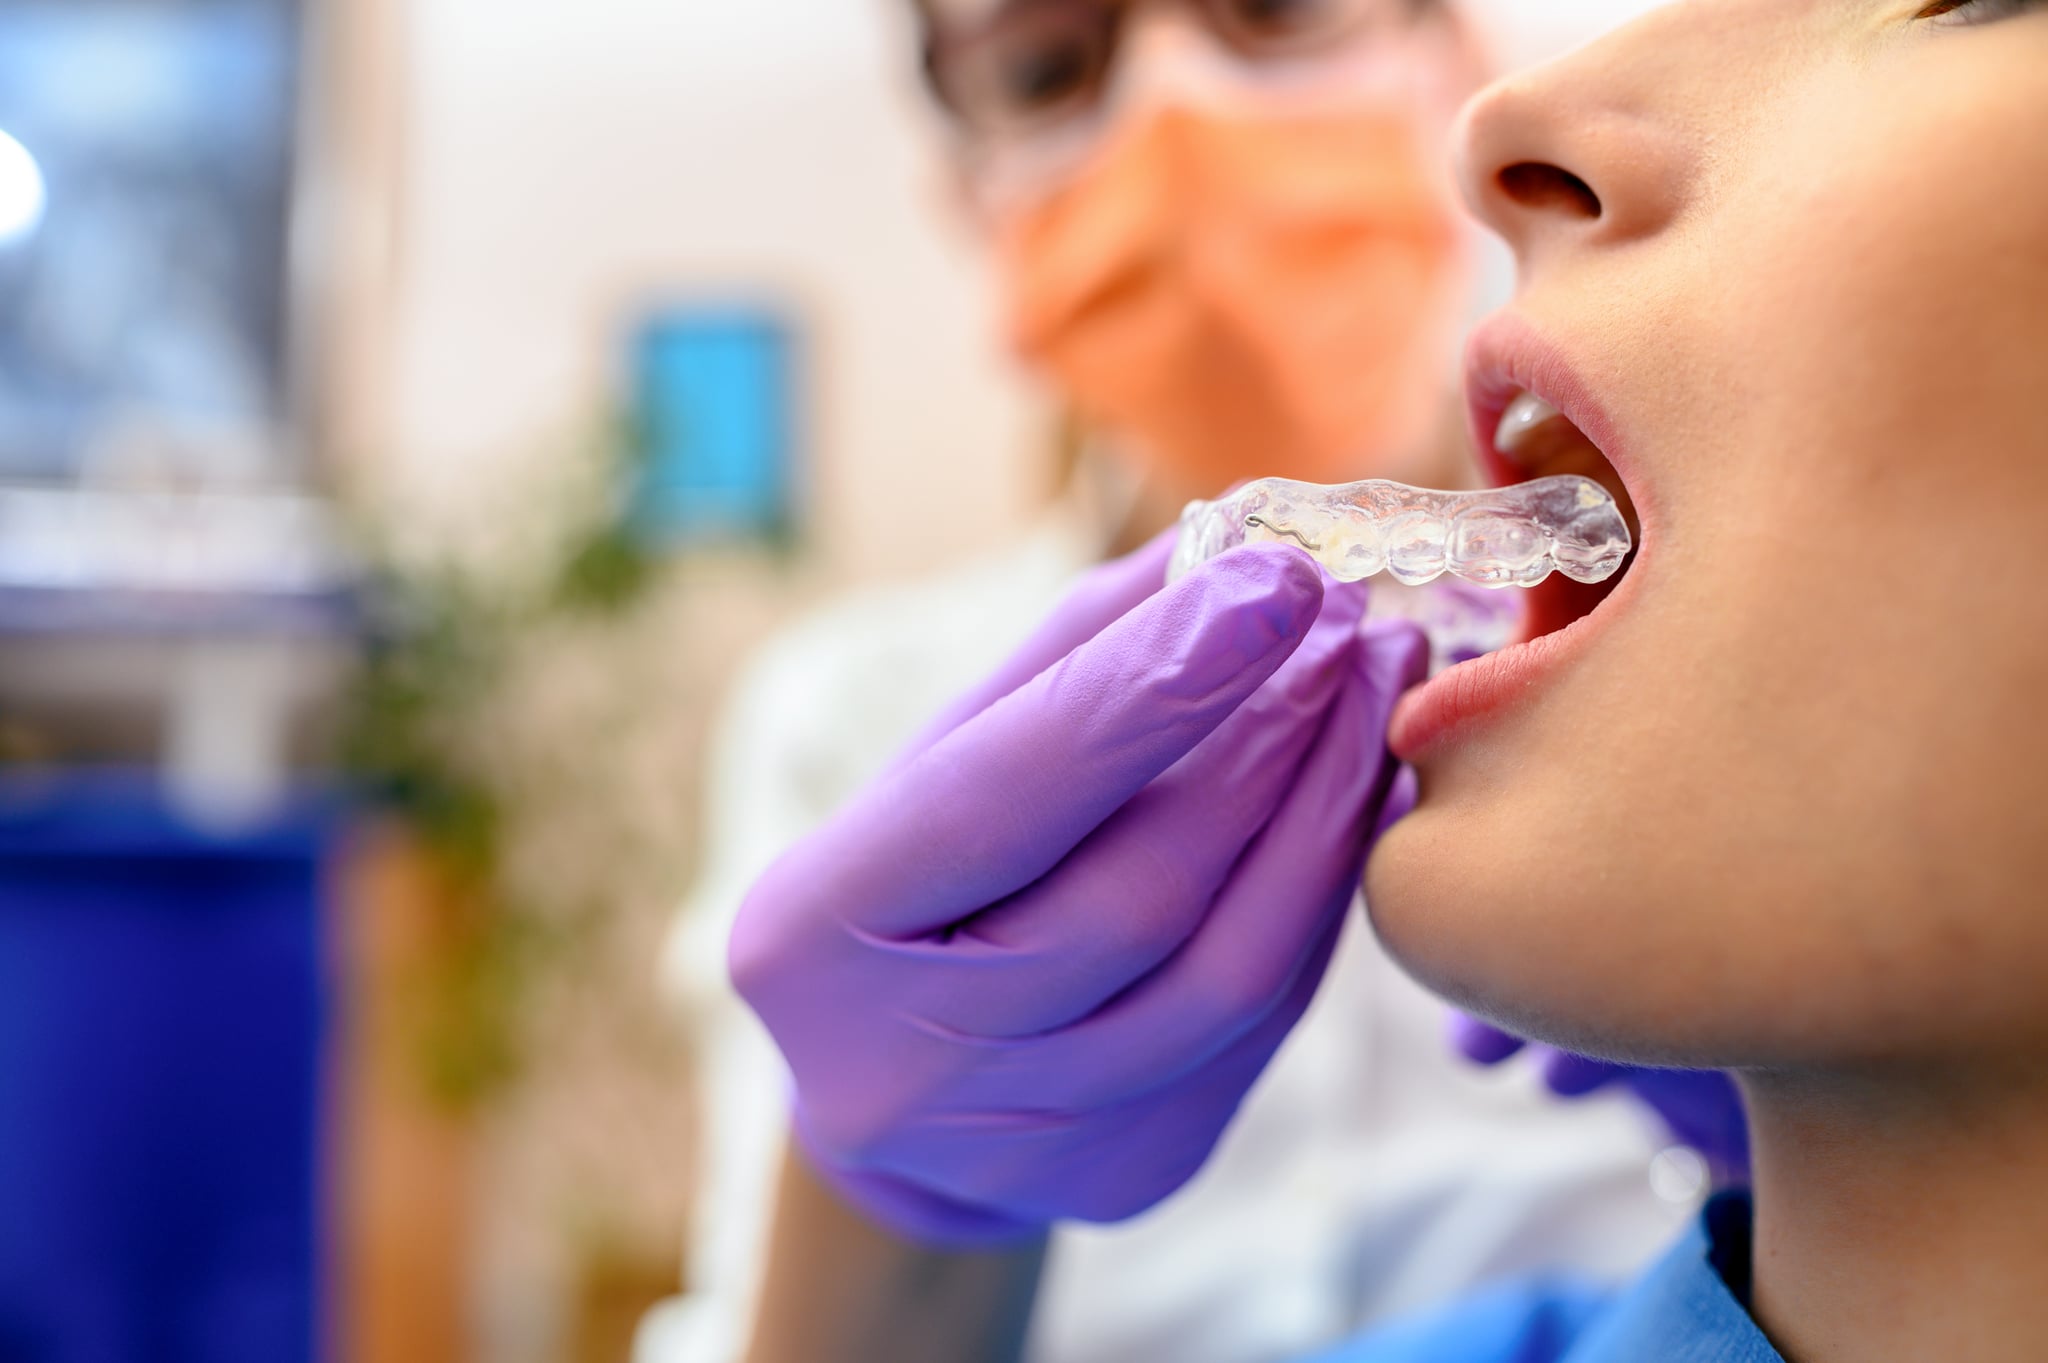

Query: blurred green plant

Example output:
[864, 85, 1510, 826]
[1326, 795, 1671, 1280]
[337, 424, 661, 1110]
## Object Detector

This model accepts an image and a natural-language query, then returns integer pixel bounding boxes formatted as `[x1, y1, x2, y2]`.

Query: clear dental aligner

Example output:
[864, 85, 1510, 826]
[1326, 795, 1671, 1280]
[1168, 474, 1632, 589]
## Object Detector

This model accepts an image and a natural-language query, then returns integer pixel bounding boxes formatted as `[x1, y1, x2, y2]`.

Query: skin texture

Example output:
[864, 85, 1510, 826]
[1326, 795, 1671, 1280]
[1370, 0, 2048, 1064]
[1368, 2, 2048, 1359]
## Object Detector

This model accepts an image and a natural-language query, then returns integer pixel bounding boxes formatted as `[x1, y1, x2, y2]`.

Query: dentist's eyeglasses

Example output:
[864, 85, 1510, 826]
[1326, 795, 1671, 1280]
[922, 0, 1429, 138]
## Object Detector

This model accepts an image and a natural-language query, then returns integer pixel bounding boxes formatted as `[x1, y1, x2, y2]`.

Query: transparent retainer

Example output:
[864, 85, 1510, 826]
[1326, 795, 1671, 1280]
[1168, 475, 1632, 589]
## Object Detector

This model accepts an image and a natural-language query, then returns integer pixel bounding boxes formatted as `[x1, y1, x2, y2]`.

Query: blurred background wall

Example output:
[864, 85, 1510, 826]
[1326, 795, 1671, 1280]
[362, 0, 1043, 575]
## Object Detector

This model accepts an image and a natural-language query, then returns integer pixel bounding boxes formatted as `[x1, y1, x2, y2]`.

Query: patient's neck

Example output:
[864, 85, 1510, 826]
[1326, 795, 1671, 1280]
[1743, 1062, 2048, 1363]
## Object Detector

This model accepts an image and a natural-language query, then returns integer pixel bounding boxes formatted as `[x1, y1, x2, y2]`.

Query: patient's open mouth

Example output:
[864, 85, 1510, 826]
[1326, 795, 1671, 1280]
[1489, 389, 1640, 643]
[1387, 320, 1649, 760]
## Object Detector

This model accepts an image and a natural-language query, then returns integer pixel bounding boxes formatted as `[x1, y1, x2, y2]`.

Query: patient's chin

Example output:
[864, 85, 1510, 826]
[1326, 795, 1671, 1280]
[1364, 805, 1727, 1067]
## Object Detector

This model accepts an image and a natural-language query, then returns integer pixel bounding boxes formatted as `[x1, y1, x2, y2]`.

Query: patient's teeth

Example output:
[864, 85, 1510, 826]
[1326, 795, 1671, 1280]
[1495, 391, 1565, 457]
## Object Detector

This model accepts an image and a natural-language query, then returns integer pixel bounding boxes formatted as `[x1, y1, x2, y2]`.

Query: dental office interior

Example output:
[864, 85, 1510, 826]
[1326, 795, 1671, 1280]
[0, 0, 1675, 1361]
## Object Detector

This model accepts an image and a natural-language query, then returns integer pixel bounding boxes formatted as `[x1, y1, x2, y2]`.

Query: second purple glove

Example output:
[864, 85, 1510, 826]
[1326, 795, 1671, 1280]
[1448, 1015, 1751, 1182]
[731, 535, 1427, 1246]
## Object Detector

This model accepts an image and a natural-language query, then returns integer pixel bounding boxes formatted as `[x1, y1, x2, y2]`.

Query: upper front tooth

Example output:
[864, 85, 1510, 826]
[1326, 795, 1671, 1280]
[1495, 392, 1563, 457]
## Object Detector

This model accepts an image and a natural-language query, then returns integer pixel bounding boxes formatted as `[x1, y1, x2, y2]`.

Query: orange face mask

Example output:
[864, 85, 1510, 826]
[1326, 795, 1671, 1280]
[994, 103, 1468, 499]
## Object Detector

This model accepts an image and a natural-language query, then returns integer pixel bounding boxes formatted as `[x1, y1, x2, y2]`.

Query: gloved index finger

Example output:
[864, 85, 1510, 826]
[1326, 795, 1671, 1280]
[795, 544, 1326, 940]
[889, 529, 1179, 768]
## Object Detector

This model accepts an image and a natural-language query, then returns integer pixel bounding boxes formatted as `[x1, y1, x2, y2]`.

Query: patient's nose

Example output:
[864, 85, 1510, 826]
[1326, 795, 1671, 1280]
[1453, 7, 1701, 267]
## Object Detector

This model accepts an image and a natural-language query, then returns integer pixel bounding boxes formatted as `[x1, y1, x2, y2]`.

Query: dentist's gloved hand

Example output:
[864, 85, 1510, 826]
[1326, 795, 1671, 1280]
[731, 533, 1427, 1247]
[1448, 1016, 1751, 1181]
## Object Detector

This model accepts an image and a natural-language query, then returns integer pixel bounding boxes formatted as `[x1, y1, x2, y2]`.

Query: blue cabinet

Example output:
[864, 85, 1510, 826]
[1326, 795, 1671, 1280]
[0, 772, 332, 1363]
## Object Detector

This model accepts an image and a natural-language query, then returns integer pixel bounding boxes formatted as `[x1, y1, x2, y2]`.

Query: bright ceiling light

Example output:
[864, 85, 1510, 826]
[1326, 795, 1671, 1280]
[0, 129, 48, 247]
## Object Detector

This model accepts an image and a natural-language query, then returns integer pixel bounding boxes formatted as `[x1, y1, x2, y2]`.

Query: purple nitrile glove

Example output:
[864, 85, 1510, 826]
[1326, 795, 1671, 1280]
[731, 532, 1428, 1247]
[1447, 1015, 1751, 1182]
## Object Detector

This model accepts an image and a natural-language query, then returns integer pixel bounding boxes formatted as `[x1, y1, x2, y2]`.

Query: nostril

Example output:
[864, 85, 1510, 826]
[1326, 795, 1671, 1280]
[1498, 162, 1602, 220]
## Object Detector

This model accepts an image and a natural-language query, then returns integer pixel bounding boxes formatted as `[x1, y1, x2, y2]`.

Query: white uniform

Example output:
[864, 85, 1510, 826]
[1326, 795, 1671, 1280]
[636, 513, 1693, 1363]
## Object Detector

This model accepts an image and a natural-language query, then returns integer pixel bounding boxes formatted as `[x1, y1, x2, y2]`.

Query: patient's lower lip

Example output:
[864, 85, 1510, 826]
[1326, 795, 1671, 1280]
[1389, 629, 1565, 762]
[1386, 584, 1612, 763]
